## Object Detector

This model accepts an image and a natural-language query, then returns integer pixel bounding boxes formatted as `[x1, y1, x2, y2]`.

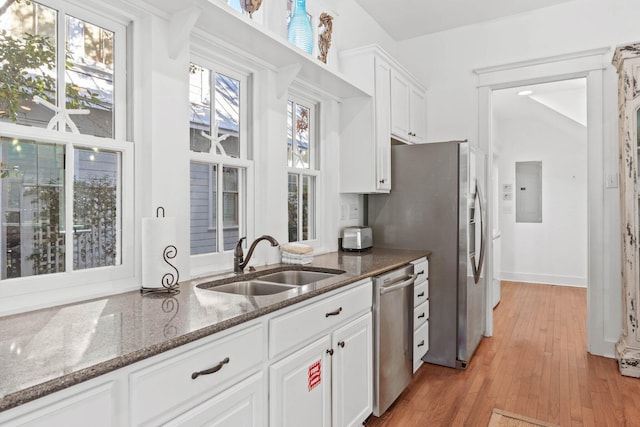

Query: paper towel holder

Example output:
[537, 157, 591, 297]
[141, 206, 180, 295]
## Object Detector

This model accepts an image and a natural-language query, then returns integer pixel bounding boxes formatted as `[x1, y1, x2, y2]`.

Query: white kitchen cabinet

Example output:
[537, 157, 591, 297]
[340, 45, 427, 193]
[411, 257, 429, 372]
[339, 48, 391, 193]
[269, 280, 373, 427]
[0, 380, 118, 427]
[270, 335, 333, 427]
[163, 372, 264, 427]
[332, 313, 373, 427]
[129, 323, 264, 426]
[390, 69, 427, 145]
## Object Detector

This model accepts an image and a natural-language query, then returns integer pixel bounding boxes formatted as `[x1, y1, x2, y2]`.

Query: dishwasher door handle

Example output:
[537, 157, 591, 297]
[379, 274, 418, 295]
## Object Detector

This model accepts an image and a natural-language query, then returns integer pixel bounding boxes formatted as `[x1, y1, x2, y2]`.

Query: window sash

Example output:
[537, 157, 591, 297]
[189, 60, 250, 258]
[0, 122, 133, 290]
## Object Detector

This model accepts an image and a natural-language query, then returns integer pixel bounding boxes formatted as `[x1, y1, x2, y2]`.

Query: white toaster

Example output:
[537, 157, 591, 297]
[342, 226, 373, 251]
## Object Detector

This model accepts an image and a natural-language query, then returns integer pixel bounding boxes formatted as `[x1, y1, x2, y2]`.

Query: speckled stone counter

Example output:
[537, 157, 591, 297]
[0, 248, 428, 412]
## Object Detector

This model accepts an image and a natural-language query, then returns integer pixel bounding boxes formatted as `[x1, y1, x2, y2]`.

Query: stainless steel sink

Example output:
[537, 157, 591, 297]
[199, 268, 346, 296]
[256, 270, 341, 285]
[209, 281, 297, 296]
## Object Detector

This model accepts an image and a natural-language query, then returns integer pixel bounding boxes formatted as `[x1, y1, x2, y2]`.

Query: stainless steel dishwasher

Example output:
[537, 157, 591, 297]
[372, 264, 417, 416]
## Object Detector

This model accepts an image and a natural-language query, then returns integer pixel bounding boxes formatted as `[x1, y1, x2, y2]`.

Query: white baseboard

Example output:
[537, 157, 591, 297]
[500, 271, 587, 288]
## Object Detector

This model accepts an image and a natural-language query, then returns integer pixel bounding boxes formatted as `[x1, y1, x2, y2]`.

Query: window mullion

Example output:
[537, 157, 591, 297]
[64, 144, 75, 273]
[217, 164, 225, 252]
[56, 8, 66, 132]
[297, 173, 303, 241]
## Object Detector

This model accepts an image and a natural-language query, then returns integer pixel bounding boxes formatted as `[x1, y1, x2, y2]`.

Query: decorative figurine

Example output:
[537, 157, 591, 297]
[240, 0, 263, 18]
[317, 12, 333, 64]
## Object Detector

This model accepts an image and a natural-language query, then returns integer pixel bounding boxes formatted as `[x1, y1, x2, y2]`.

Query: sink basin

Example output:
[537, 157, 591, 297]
[257, 270, 341, 285]
[209, 281, 297, 296]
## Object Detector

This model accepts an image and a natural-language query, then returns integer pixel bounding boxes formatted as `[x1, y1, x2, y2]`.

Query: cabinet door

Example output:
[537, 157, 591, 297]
[390, 68, 410, 142]
[270, 335, 332, 427]
[163, 373, 264, 427]
[332, 313, 373, 427]
[409, 85, 426, 144]
[374, 58, 392, 192]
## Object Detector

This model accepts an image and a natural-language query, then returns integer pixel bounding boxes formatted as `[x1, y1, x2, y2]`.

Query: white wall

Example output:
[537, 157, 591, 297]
[394, 0, 630, 355]
[494, 93, 588, 287]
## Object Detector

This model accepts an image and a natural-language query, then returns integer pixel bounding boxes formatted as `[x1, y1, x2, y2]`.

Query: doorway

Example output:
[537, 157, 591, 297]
[491, 79, 588, 305]
[474, 48, 609, 355]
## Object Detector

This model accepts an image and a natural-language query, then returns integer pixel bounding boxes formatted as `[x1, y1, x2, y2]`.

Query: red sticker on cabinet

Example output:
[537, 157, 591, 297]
[308, 360, 321, 391]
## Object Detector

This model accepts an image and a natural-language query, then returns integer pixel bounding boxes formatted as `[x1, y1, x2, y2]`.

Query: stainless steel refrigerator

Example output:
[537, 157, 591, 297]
[367, 140, 487, 369]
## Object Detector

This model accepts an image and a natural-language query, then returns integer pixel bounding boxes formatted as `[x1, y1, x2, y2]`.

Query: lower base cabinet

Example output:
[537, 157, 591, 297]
[1, 280, 375, 427]
[164, 372, 264, 427]
[331, 313, 373, 427]
[270, 313, 373, 427]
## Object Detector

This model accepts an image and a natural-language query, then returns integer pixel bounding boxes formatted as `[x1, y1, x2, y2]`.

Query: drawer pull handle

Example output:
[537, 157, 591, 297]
[417, 292, 425, 298]
[418, 313, 425, 319]
[338, 341, 345, 348]
[327, 348, 334, 356]
[326, 307, 342, 317]
[417, 270, 425, 276]
[191, 357, 230, 380]
[417, 340, 425, 347]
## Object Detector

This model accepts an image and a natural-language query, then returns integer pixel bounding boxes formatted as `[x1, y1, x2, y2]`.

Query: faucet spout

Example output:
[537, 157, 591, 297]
[234, 235, 279, 273]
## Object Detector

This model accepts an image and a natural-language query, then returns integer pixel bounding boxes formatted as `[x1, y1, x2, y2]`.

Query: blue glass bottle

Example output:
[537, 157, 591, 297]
[287, 0, 313, 54]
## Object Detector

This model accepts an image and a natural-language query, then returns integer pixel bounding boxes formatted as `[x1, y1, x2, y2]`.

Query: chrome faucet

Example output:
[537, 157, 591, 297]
[234, 235, 279, 273]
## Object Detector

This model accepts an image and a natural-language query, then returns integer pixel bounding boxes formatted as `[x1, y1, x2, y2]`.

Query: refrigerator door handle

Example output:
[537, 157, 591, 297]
[471, 182, 486, 284]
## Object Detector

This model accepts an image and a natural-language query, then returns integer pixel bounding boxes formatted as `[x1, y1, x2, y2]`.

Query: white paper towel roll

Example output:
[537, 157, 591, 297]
[142, 216, 178, 289]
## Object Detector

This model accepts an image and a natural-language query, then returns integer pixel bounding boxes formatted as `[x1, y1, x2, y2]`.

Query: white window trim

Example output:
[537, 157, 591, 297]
[287, 92, 321, 245]
[188, 57, 254, 277]
[0, 1, 131, 316]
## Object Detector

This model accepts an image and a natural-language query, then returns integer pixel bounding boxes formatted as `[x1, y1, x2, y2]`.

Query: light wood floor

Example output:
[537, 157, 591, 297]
[366, 281, 640, 427]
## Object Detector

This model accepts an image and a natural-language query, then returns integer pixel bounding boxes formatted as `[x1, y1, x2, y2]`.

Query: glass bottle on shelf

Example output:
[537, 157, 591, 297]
[287, 0, 313, 54]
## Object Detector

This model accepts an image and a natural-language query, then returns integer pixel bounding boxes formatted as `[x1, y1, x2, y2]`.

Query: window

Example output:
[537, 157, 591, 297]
[0, 1, 129, 285]
[287, 97, 317, 242]
[189, 62, 249, 257]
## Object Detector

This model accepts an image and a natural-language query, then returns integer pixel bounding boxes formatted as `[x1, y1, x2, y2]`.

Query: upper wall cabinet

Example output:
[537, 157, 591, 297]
[339, 45, 427, 193]
[390, 69, 426, 144]
[339, 46, 392, 193]
[613, 42, 640, 378]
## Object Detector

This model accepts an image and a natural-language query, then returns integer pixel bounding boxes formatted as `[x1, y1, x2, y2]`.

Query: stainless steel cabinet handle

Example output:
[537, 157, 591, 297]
[338, 341, 345, 348]
[325, 307, 342, 317]
[191, 357, 230, 380]
[417, 340, 425, 347]
[327, 348, 334, 356]
[380, 274, 418, 295]
[418, 313, 425, 319]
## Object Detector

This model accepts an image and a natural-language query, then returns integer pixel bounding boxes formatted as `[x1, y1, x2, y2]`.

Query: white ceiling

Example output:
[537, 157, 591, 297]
[353, 0, 577, 41]
[493, 78, 587, 128]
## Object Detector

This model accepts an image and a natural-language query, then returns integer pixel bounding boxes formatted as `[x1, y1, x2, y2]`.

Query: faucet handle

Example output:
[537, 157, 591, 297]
[235, 237, 246, 256]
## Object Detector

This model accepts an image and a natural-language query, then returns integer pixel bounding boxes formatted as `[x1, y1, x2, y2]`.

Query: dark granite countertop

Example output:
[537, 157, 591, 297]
[0, 248, 428, 412]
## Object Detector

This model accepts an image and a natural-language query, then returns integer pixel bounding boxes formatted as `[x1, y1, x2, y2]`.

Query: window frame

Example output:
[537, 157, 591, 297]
[188, 55, 254, 276]
[0, 0, 131, 314]
[287, 92, 320, 244]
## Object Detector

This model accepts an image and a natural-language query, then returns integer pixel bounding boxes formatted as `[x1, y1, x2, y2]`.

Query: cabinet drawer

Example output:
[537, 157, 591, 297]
[270, 281, 372, 359]
[414, 281, 428, 307]
[412, 258, 428, 285]
[413, 300, 429, 330]
[130, 324, 263, 426]
[413, 321, 429, 373]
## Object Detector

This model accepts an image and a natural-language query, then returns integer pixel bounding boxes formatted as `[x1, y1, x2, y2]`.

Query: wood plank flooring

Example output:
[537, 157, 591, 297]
[365, 281, 640, 427]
